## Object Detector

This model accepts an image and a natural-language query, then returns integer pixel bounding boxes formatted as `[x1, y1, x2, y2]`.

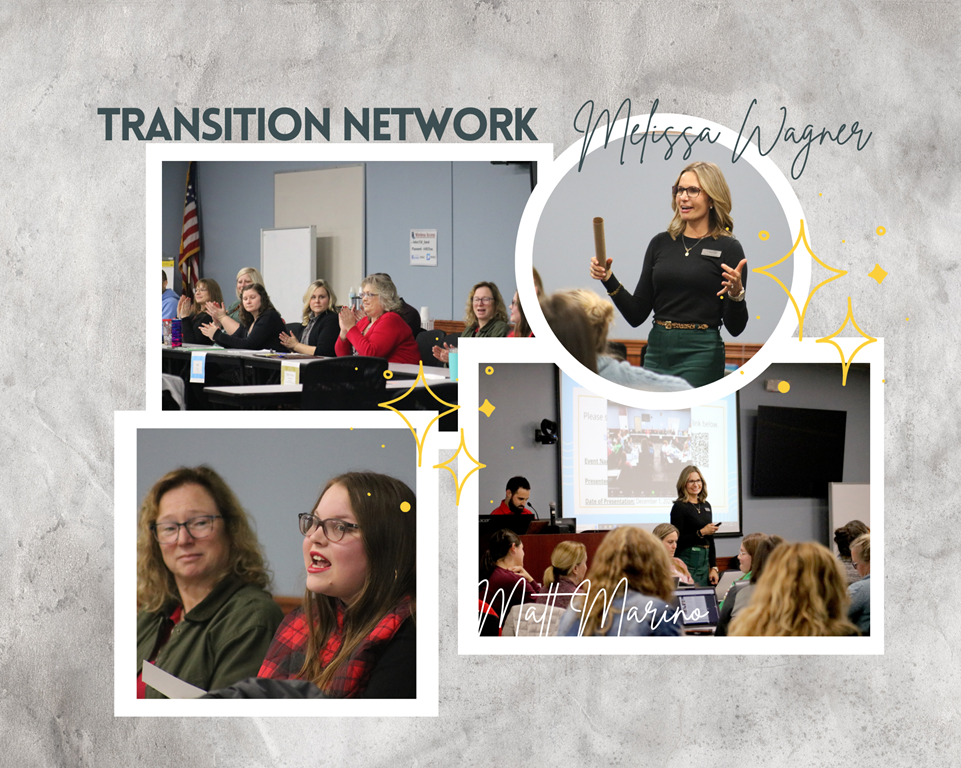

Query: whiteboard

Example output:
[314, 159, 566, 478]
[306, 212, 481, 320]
[828, 482, 870, 554]
[261, 226, 317, 325]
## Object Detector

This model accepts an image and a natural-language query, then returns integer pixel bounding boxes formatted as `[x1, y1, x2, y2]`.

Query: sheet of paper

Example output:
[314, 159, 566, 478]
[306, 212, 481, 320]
[188, 351, 207, 384]
[141, 661, 207, 699]
[280, 360, 302, 385]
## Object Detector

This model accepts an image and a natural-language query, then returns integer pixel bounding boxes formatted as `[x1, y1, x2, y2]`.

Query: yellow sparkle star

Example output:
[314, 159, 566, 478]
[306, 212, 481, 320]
[752, 219, 848, 340]
[434, 428, 486, 506]
[816, 297, 877, 386]
[378, 362, 460, 467]
[868, 264, 887, 284]
[479, 398, 496, 417]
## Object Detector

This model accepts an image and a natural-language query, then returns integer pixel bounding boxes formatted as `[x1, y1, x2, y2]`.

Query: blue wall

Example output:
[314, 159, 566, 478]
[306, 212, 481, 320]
[162, 160, 532, 319]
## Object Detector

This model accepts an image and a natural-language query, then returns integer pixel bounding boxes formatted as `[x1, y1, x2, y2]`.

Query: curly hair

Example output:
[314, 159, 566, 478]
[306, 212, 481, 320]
[191, 278, 225, 317]
[543, 540, 587, 587]
[361, 274, 402, 313]
[238, 283, 277, 327]
[137, 466, 272, 613]
[300, 472, 416, 694]
[301, 279, 338, 325]
[729, 542, 858, 636]
[666, 161, 734, 240]
[675, 465, 708, 503]
[464, 281, 509, 328]
[572, 526, 675, 636]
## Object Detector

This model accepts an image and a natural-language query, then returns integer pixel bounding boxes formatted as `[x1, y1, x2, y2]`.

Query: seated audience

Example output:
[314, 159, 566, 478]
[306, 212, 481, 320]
[834, 520, 870, 585]
[508, 290, 534, 338]
[492, 476, 533, 516]
[479, 529, 545, 627]
[543, 541, 588, 610]
[256, 472, 417, 698]
[279, 279, 340, 357]
[432, 281, 511, 362]
[729, 542, 859, 636]
[652, 523, 694, 585]
[334, 274, 421, 364]
[201, 283, 286, 351]
[565, 289, 692, 392]
[371, 273, 422, 337]
[176, 278, 224, 346]
[557, 527, 683, 637]
[540, 293, 599, 372]
[136, 466, 283, 698]
[715, 535, 784, 636]
[226, 267, 264, 321]
[719, 532, 766, 607]
[848, 533, 871, 636]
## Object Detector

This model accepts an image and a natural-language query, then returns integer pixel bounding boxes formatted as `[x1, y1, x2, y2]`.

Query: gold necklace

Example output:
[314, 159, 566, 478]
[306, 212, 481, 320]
[681, 234, 706, 257]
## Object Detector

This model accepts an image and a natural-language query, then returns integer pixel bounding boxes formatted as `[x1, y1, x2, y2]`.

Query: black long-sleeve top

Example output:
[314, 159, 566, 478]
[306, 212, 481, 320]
[602, 231, 748, 334]
[180, 312, 215, 345]
[213, 308, 286, 352]
[299, 310, 340, 356]
[670, 499, 716, 568]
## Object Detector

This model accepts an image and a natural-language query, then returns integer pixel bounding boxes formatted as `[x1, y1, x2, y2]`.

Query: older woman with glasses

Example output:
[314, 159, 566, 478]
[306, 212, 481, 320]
[257, 472, 417, 698]
[334, 274, 421, 364]
[136, 466, 283, 699]
[670, 465, 720, 586]
[432, 281, 511, 363]
[590, 161, 748, 387]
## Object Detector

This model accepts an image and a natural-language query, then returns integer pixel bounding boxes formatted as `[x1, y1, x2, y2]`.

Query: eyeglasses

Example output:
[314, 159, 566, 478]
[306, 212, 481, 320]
[360, 292, 379, 300]
[686, 479, 702, 485]
[298, 513, 361, 542]
[151, 515, 222, 544]
[672, 185, 702, 198]
[473, 297, 494, 305]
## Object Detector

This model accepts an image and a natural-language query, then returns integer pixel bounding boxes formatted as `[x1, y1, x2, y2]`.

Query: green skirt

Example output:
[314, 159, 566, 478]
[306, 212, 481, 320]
[644, 324, 725, 388]
[677, 547, 711, 587]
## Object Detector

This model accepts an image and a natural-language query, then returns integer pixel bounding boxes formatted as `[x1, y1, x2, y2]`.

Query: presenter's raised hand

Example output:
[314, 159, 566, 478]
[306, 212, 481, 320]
[718, 259, 747, 298]
[590, 255, 613, 282]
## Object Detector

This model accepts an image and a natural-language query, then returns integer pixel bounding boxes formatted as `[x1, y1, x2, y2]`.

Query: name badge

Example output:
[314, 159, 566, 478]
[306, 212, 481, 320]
[702, 249, 722, 257]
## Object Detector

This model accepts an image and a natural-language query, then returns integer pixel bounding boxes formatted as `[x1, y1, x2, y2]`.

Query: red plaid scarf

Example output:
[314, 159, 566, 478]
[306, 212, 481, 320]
[259, 597, 411, 697]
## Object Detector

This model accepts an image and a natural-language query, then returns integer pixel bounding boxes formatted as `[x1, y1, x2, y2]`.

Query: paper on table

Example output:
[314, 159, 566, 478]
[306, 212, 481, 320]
[280, 360, 301, 385]
[189, 352, 207, 384]
[141, 661, 207, 699]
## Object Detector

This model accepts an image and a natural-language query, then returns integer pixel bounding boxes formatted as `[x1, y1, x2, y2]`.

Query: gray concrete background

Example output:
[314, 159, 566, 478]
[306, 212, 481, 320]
[0, 1, 952, 764]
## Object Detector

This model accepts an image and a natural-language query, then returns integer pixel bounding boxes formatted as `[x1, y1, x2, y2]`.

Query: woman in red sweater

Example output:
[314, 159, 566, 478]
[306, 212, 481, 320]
[334, 274, 421, 364]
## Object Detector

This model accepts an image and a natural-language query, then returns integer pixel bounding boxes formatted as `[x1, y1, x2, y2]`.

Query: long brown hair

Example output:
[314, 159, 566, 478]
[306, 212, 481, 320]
[238, 283, 277, 327]
[573, 527, 675, 637]
[480, 529, 520, 580]
[300, 472, 416, 692]
[675, 465, 708, 503]
[192, 278, 224, 317]
[729, 542, 858, 636]
[136, 466, 272, 613]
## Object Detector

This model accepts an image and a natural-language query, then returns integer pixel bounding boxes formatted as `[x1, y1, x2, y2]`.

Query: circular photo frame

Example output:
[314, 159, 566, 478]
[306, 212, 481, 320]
[517, 112, 807, 409]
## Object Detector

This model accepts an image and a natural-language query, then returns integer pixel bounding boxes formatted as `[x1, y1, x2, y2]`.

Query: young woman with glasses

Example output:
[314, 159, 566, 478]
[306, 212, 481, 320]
[589, 161, 748, 387]
[136, 466, 283, 699]
[258, 472, 417, 698]
[334, 274, 421, 364]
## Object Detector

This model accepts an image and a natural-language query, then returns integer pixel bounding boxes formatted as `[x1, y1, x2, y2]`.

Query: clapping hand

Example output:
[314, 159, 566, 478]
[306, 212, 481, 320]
[176, 295, 193, 319]
[199, 322, 218, 340]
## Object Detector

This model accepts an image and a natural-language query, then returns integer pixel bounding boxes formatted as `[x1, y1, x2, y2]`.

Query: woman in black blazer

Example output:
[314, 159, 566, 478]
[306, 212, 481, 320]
[201, 283, 286, 352]
[278, 279, 339, 357]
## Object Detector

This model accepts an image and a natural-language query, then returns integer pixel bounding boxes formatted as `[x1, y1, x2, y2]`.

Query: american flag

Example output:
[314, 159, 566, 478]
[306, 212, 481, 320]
[178, 161, 201, 298]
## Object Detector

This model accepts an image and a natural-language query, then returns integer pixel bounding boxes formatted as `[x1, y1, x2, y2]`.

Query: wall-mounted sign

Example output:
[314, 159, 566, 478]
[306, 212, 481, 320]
[410, 229, 438, 267]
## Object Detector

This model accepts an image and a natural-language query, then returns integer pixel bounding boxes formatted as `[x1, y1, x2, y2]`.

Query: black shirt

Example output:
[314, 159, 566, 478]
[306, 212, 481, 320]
[213, 308, 287, 352]
[670, 499, 716, 568]
[603, 231, 748, 334]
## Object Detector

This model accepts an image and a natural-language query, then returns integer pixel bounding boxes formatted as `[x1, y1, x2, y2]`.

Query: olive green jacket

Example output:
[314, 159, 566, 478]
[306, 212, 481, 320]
[137, 576, 284, 698]
[461, 319, 511, 338]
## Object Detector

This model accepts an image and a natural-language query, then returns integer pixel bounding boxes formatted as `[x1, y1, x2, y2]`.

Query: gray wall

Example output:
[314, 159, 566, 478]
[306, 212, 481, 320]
[725, 362, 871, 556]
[162, 160, 531, 320]
[479, 362, 870, 553]
[136, 429, 416, 597]
[533, 140, 793, 344]
[478, 363, 559, 515]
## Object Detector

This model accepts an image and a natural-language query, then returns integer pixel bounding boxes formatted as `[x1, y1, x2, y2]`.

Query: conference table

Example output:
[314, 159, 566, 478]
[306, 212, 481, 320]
[162, 346, 456, 425]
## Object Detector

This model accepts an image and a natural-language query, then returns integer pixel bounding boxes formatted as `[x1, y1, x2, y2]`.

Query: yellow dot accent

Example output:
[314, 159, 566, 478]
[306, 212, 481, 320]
[876, 226, 886, 236]
[490, 500, 495, 504]
[381, 444, 386, 448]
[906, 317, 909, 322]
[758, 231, 770, 241]
[842, 240, 846, 243]
[485, 366, 494, 375]
[354, 367, 358, 371]
[819, 193, 822, 197]
[777, 381, 790, 394]
[400, 501, 411, 512]
[367, 492, 371, 496]
[755, 315, 760, 319]
[740, 370, 745, 375]
[383, 370, 393, 379]
[510, 446, 514, 450]
[882, 379, 886, 383]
